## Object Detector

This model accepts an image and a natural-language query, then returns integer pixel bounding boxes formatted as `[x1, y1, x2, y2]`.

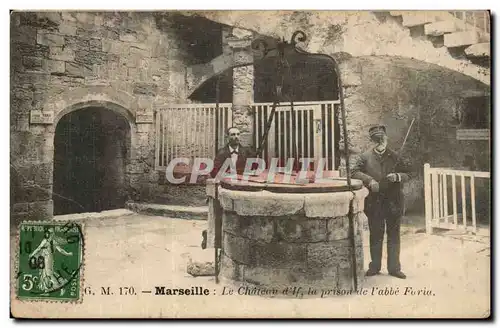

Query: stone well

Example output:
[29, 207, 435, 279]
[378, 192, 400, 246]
[217, 175, 369, 295]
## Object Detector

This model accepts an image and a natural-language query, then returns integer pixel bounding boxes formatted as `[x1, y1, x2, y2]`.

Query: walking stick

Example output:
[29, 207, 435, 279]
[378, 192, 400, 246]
[380, 118, 416, 192]
[391, 118, 415, 172]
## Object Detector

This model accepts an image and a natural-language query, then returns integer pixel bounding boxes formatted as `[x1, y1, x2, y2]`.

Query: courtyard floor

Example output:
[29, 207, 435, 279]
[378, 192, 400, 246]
[10, 212, 490, 319]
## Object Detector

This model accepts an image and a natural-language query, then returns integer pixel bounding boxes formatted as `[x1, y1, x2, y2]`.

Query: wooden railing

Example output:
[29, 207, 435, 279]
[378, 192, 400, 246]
[424, 163, 490, 234]
[155, 100, 340, 171]
[154, 103, 232, 169]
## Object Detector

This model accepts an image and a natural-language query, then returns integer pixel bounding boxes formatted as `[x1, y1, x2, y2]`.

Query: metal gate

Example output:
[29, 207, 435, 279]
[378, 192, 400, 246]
[253, 101, 339, 170]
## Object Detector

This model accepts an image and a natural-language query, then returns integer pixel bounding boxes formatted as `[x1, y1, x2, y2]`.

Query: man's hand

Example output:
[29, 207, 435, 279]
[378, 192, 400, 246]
[368, 179, 379, 193]
[386, 173, 398, 183]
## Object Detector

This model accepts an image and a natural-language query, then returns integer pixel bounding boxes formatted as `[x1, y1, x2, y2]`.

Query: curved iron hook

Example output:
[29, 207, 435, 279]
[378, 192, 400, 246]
[291, 30, 307, 45]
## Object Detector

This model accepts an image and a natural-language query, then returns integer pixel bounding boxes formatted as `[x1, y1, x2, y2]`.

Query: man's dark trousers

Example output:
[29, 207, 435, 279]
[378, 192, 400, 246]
[365, 192, 401, 273]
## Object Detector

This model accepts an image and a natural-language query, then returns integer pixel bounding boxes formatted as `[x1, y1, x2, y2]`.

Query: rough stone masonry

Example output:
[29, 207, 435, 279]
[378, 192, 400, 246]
[10, 11, 195, 222]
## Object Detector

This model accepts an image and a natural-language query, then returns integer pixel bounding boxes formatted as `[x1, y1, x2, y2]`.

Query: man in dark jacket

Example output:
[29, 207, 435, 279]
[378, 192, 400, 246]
[351, 125, 412, 279]
[210, 127, 256, 178]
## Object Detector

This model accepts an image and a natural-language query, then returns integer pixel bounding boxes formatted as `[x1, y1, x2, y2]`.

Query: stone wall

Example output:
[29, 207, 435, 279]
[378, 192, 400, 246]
[10, 11, 196, 221]
[339, 56, 490, 212]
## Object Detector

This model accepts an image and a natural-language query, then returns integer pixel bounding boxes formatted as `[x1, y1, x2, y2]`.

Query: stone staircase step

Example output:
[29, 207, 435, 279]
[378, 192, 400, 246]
[389, 11, 404, 17]
[126, 201, 208, 220]
[444, 30, 480, 48]
[425, 20, 459, 36]
[465, 43, 490, 58]
[402, 12, 439, 27]
[53, 208, 135, 221]
[479, 32, 491, 43]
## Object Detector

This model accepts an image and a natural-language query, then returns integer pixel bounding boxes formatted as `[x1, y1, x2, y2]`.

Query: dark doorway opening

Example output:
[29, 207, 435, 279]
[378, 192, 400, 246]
[53, 107, 130, 215]
[461, 96, 490, 129]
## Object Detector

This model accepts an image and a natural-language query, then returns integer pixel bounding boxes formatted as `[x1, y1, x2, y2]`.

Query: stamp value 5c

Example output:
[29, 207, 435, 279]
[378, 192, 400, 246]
[16, 221, 84, 302]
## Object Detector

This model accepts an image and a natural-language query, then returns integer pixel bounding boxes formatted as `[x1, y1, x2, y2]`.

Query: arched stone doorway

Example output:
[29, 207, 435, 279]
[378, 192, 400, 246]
[53, 106, 131, 215]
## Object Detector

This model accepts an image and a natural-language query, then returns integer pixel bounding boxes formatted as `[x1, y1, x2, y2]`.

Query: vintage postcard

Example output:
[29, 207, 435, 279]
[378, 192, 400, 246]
[10, 10, 491, 318]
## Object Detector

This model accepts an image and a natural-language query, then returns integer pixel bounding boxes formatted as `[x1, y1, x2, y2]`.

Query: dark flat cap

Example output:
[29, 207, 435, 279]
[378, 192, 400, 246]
[369, 125, 387, 140]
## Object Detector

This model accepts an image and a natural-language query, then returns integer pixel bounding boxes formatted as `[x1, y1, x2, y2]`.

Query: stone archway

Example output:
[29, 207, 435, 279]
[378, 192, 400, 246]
[53, 105, 132, 215]
[47, 95, 138, 215]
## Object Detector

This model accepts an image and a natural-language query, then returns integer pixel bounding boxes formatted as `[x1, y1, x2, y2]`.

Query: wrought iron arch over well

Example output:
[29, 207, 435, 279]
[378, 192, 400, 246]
[252, 31, 339, 103]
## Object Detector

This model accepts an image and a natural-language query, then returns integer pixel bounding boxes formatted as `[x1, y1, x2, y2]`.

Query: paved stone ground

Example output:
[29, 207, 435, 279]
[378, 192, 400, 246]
[10, 213, 490, 318]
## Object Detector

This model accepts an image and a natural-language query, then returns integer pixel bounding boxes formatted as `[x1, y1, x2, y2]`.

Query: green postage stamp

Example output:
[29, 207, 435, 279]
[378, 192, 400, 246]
[16, 221, 84, 302]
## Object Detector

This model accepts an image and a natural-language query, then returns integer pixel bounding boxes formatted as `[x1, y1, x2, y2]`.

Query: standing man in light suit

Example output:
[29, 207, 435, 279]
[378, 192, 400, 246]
[351, 125, 412, 279]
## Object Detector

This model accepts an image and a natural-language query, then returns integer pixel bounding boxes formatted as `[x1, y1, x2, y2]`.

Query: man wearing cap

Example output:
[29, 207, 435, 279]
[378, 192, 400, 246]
[350, 125, 412, 279]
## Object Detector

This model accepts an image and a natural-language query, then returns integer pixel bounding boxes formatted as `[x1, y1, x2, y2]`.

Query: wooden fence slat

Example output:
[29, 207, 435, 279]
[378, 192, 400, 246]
[438, 174, 443, 219]
[452, 173, 458, 227]
[432, 172, 439, 222]
[471, 177, 476, 233]
[424, 163, 433, 234]
[304, 110, 308, 160]
[323, 105, 328, 170]
[155, 111, 160, 168]
[171, 109, 175, 162]
[461, 175, 467, 229]
[277, 111, 282, 165]
[193, 108, 198, 159]
[443, 174, 448, 223]
[202, 107, 206, 158]
[268, 107, 276, 162]
[162, 110, 166, 166]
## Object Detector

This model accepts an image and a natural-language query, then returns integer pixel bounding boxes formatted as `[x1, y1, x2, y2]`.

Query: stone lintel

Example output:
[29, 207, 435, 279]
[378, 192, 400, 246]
[218, 189, 304, 216]
[218, 186, 234, 211]
[303, 192, 352, 218]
